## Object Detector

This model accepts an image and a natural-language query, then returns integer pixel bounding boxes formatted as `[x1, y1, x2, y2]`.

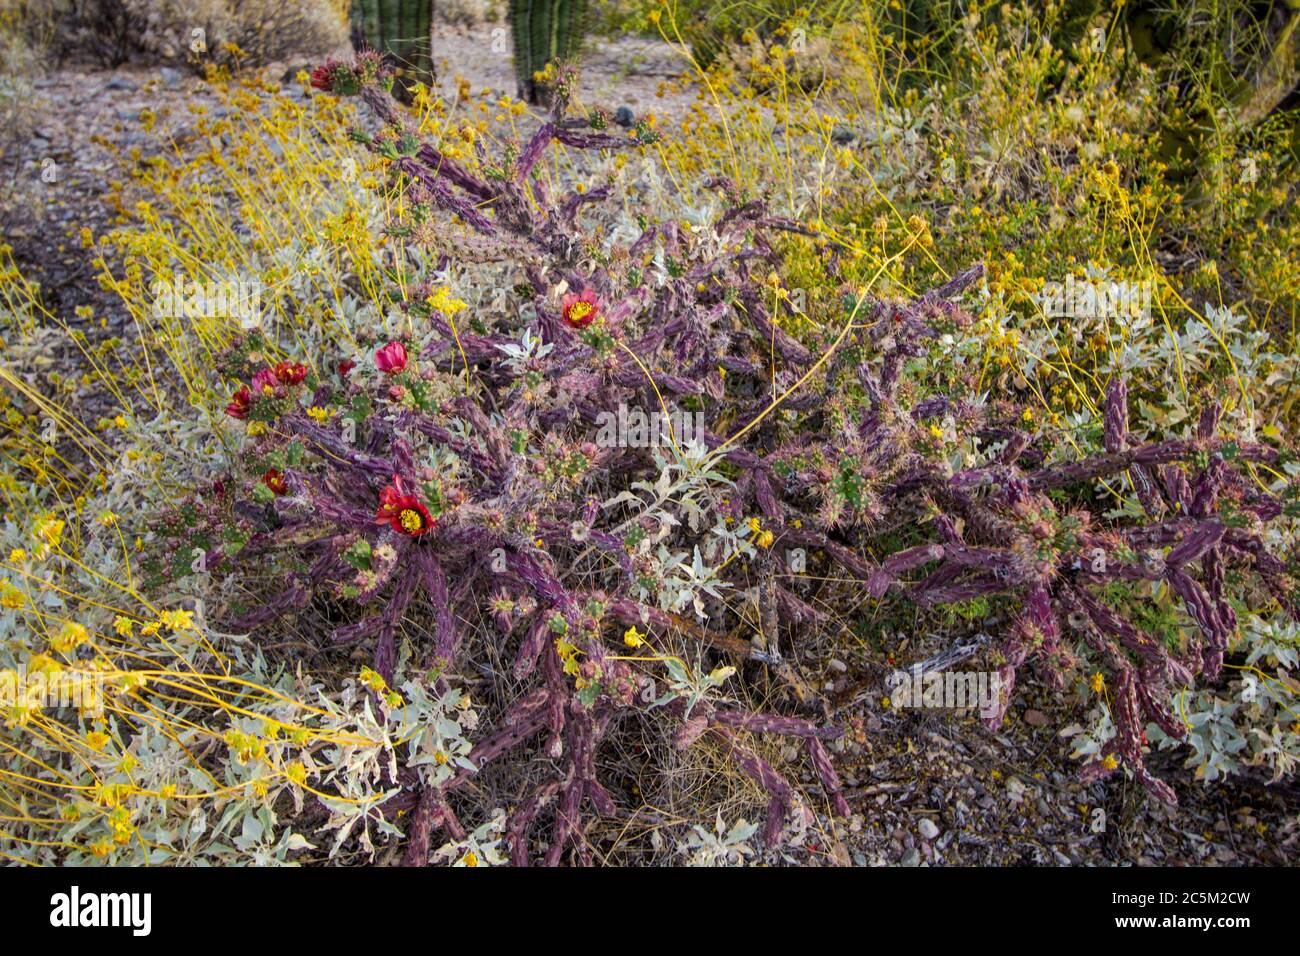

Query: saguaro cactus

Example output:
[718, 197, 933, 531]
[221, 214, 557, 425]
[350, 0, 436, 90]
[508, 0, 589, 104]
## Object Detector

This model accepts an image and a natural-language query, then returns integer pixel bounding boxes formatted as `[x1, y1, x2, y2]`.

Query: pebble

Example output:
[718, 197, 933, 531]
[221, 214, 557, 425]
[900, 847, 920, 866]
[918, 818, 940, 841]
[104, 77, 136, 92]
[160, 67, 182, 89]
[614, 106, 635, 127]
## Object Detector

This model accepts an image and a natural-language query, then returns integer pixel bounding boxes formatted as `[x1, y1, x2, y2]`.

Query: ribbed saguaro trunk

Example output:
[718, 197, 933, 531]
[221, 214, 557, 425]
[351, 0, 436, 92]
[508, 0, 589, 105]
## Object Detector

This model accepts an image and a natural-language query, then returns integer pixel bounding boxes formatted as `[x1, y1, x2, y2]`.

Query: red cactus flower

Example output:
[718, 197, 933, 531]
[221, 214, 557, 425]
[375, 475, 434, 536]
[375, 341, 408, 375]
[225, 385, 251, 420]
[251, 367, 281, 398]
[309, 61, 339, 92]
[262, 469, 288, 496]
[562, 287, 600, 329]
[274, 361, 308, 385]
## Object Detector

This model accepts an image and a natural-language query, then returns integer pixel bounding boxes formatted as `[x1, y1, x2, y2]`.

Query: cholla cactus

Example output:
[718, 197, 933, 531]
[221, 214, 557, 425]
[150, 57, 856, 864]
[786, 296, 1297, 802]
[151, 54, 1296, 866]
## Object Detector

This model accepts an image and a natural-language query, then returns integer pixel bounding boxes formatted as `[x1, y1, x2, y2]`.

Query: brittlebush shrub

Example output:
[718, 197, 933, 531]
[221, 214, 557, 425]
[141, 0, 349, 67]
[45, 0, 348, 68]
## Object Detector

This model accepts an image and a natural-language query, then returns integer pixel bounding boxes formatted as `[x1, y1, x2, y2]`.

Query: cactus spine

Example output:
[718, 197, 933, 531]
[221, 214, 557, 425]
[509, 0, 589, 104]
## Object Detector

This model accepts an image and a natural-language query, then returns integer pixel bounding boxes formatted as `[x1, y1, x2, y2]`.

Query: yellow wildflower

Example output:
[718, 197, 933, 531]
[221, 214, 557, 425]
[34, 515, 65, 549]
[50, 621, 90, 654]
[159, 609, 195, 632]
[0, 581, 26, 610]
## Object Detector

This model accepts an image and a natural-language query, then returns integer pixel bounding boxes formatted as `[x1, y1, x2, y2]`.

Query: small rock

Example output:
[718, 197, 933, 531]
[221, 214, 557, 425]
[918, 818, 940, 841]
[614, 106, 635, 128]
[1024, 709, 1049, 727]
[160, 67, 182, 88]
[900, 847, 920, 866]
[104, 77, 137, 92]
[831, 125, 856, 144]
[828, 658, 847, 673]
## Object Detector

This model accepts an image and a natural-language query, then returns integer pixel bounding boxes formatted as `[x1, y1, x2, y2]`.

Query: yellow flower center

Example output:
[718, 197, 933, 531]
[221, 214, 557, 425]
[567, 301, 594, 323]
[399, 509, 424, 533]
